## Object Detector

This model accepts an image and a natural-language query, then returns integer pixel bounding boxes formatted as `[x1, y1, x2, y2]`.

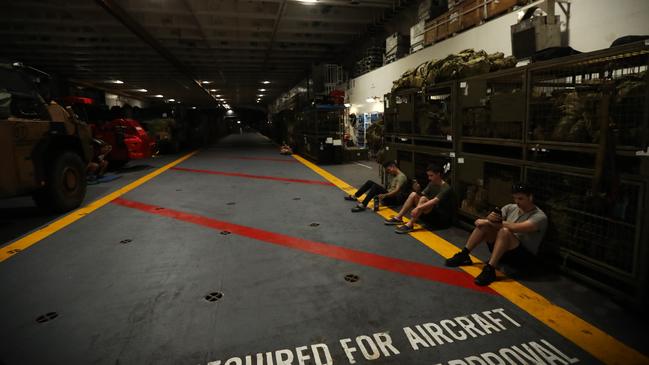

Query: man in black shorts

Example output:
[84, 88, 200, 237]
[445, 183, 547, 286]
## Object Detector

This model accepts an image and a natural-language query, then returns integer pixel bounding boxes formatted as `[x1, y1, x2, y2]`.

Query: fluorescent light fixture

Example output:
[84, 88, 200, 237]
[344, 103, 351, 107]
[258, 88, 266, 91]
[262, 81, 270, 84]
[209, 89, 218, 92]
[167, 99, 175, 102]
[110, 80, 124, 84]
[299, 0, 317, 4]
[201, 81, 211, 84]
[137, 89, 148, 92]
[257, 94, 264, 97]
[215, 94, 222, 97]
[154, 94, 164, 98]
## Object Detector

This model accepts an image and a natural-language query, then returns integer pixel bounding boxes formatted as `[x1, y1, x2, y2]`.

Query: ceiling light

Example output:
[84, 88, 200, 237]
[110, 80, 124, 84]
[201, 81, 211, 84]
[262, 81, 271, 84]
[237, 121, 241, 124]
[227, 109, 234, 113]
[258, 88, 266, 92]
[344, 103, 351, 107]
[137, 89, 148, 92]
[215, 94, 222, 97]
[257, 94, 264, 97]
[191, 106, 197, 109]
[209, 89, 218, 92]
[154, 94, 164, 98]
[167, 98, 175, 102]
[299, 0, 317, 4]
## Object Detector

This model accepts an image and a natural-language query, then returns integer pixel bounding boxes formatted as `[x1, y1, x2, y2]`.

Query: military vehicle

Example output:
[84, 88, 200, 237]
[0, 63, 92, 212]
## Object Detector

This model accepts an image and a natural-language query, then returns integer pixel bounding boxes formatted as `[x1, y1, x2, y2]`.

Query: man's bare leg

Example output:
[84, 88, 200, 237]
[487, 227, 520, 267]
[394, 192, 419, 219]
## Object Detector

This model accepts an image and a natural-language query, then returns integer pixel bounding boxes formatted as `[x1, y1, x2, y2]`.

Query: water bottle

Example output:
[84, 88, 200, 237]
[373, 196, 380, 211]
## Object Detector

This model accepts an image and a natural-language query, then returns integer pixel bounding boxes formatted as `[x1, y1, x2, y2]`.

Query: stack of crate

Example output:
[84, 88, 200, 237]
[426, 0, 523, 44]
[410, 20, 426, 53]
[420, 0, 449, 46]
[354, 46, 384, 76]
[384, 33, 409, 65]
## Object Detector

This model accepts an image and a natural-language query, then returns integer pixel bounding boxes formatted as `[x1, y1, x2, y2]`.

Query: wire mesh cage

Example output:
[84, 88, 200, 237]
[529, 47, 649, 148]
[455, 158, 521, 217]
[526, 168, 642, 275]
[414, 152, 453, 184]
[459, 69, 526, 140]
[395, 89, 421, 134]
[415, 85, 454, 138]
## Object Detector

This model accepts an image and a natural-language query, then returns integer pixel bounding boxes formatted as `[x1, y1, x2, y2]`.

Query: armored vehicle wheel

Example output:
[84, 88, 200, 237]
[33, 151, 86, 213]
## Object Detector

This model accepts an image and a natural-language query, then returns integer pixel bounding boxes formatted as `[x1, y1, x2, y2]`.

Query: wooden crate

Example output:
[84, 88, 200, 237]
[424, 19, 437, 46]
[461, 0, 484, 30]
[485, 0, 519, 19]
[434, 13, 450, 41]
[448, 10, 461, 34]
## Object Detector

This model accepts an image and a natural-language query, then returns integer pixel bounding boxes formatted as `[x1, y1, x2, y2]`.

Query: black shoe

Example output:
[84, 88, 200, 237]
[445, 250, 472, 267]
[351, 205, 366, 212]
[344, 195, 357, 201]
[475, 264, 496, 286]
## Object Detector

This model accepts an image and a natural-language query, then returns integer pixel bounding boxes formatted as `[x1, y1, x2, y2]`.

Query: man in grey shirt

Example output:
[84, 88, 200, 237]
[445, 182, 548, 286]
[385, 163, 455, 233]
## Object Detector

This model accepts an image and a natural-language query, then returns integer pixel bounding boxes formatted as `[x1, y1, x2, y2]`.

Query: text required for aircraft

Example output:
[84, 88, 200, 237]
[206, 307, 581, 365]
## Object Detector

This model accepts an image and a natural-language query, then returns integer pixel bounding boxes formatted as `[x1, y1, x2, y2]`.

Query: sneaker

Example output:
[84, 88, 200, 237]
[344, 195, 357, 201]
[445, 250, 472, 267]
[351, 205, 366, 212]
[475, 264, 497, 286]
[384, 217, 404, 225]
[394, 225, 414, 234]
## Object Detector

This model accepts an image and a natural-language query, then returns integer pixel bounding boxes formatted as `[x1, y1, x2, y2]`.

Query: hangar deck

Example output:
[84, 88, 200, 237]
[1, 133, 648, 365]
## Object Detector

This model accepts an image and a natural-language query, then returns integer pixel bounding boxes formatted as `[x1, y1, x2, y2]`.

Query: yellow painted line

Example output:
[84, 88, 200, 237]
[0, 151, 198, 262]
[292, 153, 649, 365]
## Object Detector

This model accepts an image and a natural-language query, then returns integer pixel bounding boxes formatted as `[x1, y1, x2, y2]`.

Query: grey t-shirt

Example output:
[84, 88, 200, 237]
[387, 171, 407, 193]
[501, 203, 548, 255]
[421, 181, 455, 216]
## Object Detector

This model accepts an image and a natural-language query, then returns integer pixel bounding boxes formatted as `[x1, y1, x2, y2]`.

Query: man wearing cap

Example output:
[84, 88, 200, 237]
[445, 182, 548, 286]
[345, 160, 408, 212]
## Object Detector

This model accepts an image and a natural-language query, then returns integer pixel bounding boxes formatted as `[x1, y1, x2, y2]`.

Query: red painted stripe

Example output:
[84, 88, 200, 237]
[113, 198, 497, 295]
[171, 166, 334, 186]
[215, 156, 299, 163]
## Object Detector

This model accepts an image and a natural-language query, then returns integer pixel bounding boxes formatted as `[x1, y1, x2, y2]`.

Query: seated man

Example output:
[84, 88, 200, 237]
[445, 183, 548, 286]
[279, 142, 293, 155]
[87, 138, 112, 181]
[345, 160, 407, 212]
[385, 163, 454, 234]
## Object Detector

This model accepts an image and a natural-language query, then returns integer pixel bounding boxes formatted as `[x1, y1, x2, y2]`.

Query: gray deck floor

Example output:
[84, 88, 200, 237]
[1, 132, 647, 365]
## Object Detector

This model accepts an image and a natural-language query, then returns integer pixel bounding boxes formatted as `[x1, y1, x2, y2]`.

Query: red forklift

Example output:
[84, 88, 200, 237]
[61, 96, 155, 167]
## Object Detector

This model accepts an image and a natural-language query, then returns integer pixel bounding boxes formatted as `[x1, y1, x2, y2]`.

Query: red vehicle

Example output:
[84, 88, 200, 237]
[62, 97, 155, 167]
